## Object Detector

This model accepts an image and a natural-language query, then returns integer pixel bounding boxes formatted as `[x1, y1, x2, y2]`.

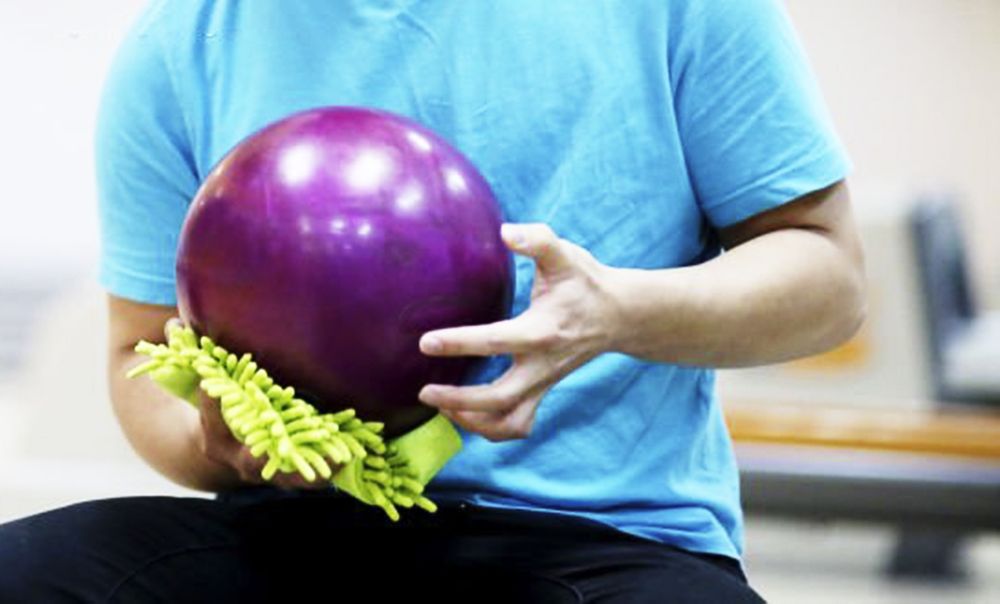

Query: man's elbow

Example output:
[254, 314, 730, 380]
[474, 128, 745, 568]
[840, 275, 868, 344]
[824, 249, 868, 351]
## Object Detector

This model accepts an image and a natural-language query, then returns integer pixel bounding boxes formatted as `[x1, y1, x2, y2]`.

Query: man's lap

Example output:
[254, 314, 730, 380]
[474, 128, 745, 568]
[0, 490, 764, 603]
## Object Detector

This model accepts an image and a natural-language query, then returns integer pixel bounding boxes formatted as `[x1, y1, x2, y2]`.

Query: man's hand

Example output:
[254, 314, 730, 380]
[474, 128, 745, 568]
[162, 319, 338, 490]
[417, 223, 622, 442]
[195, 390, 334, 490]
[415, 181, 866, 442]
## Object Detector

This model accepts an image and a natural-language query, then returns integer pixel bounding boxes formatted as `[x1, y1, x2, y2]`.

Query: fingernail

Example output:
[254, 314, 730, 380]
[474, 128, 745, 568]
[421, 336, 443, 354]
[501, 223, 525, 248]
[419, 385, 440, 405]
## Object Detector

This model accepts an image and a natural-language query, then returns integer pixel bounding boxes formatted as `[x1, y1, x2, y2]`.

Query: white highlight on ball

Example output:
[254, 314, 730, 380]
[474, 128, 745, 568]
[444, 167, 468, 194]
[279, 143, 319, 186]
[345, 148, 395, 192]
[395, 184, 424, 213]
[406, 130, 433, 153]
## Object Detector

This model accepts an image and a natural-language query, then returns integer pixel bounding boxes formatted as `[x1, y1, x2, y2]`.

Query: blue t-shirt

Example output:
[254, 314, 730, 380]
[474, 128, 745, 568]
[96, 0, 849, 559]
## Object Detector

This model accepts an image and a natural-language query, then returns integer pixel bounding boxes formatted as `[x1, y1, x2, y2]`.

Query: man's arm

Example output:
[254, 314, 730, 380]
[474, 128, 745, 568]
[417, 180, 866, 440]
[607, 179, 866, 367]
[108, 295, 340, 490]
[107, 295, 246, 492]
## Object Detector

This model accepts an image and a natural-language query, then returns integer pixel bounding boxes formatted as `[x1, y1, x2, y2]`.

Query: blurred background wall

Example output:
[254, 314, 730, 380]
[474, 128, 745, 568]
[0, 0, 160, 511]
[0, 0, 139, 277]
[0, 1, 996, 603]
[787, 0, 1000, 308]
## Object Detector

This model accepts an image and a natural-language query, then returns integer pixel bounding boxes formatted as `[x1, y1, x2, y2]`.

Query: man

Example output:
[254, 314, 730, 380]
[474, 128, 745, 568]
[0, 1, 864, 601]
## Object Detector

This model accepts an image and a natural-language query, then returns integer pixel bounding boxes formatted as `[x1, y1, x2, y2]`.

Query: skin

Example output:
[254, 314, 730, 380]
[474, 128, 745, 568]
[108, 303, 333, 491]
[107, 179, 865, 490]
[417, 179, 866, 442]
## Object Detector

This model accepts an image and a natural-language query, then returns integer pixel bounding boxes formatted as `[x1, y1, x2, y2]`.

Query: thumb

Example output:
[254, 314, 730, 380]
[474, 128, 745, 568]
[163, 317, 184, 342]
[501, 223, 571, 275]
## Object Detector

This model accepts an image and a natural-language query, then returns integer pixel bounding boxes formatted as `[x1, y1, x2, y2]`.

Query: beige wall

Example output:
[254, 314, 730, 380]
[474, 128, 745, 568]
[787, 0, 1000, 307]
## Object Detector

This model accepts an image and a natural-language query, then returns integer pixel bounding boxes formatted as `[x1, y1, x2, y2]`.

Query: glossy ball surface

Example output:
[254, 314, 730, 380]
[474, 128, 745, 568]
[176, 107, 513, 436]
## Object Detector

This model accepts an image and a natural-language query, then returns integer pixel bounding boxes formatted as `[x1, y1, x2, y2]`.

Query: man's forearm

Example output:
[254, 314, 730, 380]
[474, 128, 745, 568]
[109, 352, 243, 492]
[605, 226, 866, 368]
[413, 185, 866, 440]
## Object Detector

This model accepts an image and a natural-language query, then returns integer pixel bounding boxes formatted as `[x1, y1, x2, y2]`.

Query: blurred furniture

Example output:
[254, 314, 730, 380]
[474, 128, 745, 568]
[728, 400, 1000, 530]
[718, 185, 1000, 410]
[912, 197, 1000, 405]
[728, 400, 1000, 581]
[721, 187, 1000, 580]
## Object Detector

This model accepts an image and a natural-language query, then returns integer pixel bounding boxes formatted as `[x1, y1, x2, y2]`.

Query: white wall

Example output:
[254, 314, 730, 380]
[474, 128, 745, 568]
[0, 0, 144, 278]
[0, 1, 184, 521]
[787, 0, 1000, 307]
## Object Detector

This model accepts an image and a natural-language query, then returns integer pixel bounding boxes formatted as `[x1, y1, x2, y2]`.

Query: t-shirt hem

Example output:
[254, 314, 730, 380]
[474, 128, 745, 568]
[99, 266, 177, 306]
[701, 150, 852, 228]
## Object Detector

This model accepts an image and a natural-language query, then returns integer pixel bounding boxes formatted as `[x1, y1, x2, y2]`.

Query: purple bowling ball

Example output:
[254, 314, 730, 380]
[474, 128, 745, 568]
[176, 107, 514, 436]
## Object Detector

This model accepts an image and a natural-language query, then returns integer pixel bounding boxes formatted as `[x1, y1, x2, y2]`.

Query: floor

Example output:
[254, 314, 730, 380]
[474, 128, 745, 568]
[745, 519, 1000, 603]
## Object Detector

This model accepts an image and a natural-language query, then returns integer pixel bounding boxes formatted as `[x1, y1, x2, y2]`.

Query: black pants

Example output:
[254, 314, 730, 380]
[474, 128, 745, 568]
[0, 488, 764, 603]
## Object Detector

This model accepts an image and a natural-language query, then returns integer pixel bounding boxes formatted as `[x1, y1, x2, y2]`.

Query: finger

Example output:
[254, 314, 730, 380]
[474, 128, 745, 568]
[419, 360, 548, 413]
[271, 470, 333, 491]
[420, 315, 553, 357]
[163, 317, 183, 341]
[440, 408, 499, 439]
[443, 402, 537, 442]
[501, 223, 572, 275]
[233, 448, 267, 484]
[198, 394, 248, 476]
[264, 456, 338, 490]
[199, 393, 235, 439]
[238, 444, 339, 490]
[503, 397, 540, 436]
[268, 470, 311, 489]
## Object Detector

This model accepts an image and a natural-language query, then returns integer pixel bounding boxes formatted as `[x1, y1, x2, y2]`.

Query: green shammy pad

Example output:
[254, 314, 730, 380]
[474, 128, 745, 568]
[128, 323, 463, 521]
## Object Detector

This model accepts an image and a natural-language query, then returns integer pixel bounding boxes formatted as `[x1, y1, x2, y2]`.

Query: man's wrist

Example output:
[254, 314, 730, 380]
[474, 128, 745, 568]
[174, 410, 245, 492]
[601, 265, 692, 363]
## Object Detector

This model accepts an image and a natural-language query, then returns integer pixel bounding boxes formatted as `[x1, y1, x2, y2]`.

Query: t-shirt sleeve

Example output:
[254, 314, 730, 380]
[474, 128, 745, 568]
[670, 0, 851, 228]
[95, 6, 198, 305]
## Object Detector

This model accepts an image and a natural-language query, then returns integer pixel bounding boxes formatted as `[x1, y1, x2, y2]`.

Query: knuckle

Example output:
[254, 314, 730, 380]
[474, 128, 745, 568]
[195, 434, 210, 456]
[278, 472, 303, 487]
[237, 457, 257, 476]
[494, 390, 521, 409]
[489, 424, 529, 441]
[237, 466, 258, 483]
[536, 223, 557, 240]
[203, 441, 227, 464]
[486, 333, 506, 354]
[509, 423, 531, 439]
[533, 329, 562, 350]
[445, 412, 472, 432]
[535, 237, 557, 256]
[574, 245, 598, 265]
[483, 430, 509, 443]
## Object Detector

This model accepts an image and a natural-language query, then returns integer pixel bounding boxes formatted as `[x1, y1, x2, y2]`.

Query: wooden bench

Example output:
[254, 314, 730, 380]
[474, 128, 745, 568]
[725, 400, 1000, 530]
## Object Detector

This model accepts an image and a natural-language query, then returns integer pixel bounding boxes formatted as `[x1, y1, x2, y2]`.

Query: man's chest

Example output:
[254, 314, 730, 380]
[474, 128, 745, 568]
[173, 1, 705, 269]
